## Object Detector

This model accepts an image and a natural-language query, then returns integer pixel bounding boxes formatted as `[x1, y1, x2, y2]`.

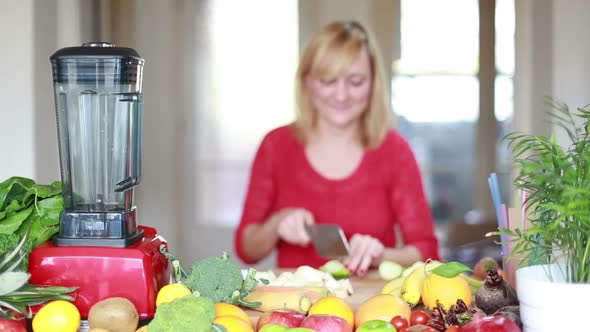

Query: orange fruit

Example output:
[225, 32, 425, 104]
[215, 302, 252, 325]
[354, 294, 411, 329]
[421, 273, 472, 310]
[307, 296, 354, 328]
[213, 315, 254, 332]
[32, 300, 81, 332]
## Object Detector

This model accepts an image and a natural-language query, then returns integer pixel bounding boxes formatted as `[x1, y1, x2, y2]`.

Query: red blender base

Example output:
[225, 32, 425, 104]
[28, 225, 171, 319]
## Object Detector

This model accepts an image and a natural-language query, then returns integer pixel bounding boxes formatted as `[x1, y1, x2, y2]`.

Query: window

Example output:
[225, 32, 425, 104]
[392, 0, 515, 223]
[193, 1, 298, 226]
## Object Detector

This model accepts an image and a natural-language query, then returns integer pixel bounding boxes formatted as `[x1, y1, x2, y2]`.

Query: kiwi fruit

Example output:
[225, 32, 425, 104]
[88, 297, 139, 332]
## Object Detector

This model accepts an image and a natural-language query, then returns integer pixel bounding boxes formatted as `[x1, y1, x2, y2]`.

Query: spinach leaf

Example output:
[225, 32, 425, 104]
[0, 177, 63, 268]
[0, 208, 33, 235]
[0, 177, 35, 211]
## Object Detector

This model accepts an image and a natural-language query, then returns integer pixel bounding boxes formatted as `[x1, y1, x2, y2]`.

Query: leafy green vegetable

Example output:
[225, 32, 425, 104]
[147, 293, 222, 332]
[160, 247, 265, 308]
[0, 177, 63, 270]
[185, 252, 262, 308]
[0, 229, 76, 319]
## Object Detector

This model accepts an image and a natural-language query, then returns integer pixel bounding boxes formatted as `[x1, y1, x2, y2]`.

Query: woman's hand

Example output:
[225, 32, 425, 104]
[343, 234, 384, 276]
[275, 208, 315, 246]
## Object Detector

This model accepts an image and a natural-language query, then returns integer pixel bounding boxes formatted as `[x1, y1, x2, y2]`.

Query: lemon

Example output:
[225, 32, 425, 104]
[156, 283, 192, 307]
[308, 296, 354, 328]
[32, 300, 81, 332]
[421, 273, 472, 310]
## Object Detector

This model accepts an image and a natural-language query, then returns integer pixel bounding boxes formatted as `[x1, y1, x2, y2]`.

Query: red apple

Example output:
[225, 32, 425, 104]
[462, 314, 521, 332]
[299, 314, 352, 332]
[0, 318, 27, 332]
[256, 310, 306, 330]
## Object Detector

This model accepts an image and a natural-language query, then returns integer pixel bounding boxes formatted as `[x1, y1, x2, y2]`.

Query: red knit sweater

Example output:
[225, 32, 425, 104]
[234, 126, 440, 268]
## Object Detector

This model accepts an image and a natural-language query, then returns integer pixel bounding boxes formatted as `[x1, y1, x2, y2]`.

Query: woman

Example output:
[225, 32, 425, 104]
[234, 21, 439, 276]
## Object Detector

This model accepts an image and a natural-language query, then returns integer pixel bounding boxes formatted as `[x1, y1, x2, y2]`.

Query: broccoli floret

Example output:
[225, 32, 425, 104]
[148, 294, 216, 332]
[185, 252, 263, 308]
[186, 252, 244, 303]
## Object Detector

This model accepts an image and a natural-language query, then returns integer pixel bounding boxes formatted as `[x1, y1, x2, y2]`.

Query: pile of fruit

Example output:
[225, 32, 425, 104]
[253, 257, 522, 332]
[374, 258, 521, 332]
[0, 243, 524, 332]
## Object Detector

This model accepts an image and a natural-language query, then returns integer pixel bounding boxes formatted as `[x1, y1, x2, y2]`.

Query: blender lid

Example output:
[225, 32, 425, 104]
[50, 42, 144, 62]
[51, 42, 144, 84]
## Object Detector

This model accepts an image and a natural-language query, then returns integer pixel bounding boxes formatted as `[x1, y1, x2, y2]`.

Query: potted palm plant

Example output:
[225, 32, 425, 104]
[502, 98, 590, 331]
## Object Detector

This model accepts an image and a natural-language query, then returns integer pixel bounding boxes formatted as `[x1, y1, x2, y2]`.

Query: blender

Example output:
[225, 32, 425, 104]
[28, 43, 171, 323]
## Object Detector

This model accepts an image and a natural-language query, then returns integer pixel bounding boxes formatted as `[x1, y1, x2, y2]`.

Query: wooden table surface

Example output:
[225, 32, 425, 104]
[246, 270, 386, 325]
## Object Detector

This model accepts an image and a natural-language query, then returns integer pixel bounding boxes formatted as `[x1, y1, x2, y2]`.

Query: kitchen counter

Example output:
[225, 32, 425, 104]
[246, 270, 386, 325]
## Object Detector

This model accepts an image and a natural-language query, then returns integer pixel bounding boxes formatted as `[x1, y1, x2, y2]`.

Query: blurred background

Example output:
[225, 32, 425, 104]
[1, 0, 590, 268]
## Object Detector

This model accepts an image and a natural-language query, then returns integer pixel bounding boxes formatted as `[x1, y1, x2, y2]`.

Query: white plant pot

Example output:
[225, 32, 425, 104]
[517, 264, 586, 331]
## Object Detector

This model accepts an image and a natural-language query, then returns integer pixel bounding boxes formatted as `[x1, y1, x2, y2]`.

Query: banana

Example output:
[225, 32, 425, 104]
[242, 287, 317, 313]
[401, 260, 426, 277]
[381, 276, 405, 295]
[390, 286, 402, 297]
[400, 260, 441, 307]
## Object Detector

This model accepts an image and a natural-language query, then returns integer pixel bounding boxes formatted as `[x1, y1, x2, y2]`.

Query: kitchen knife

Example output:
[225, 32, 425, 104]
[305, 224, 351, 258]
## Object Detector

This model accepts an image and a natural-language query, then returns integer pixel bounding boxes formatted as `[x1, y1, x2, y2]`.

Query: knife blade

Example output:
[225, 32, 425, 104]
[305, 224, 350, 258]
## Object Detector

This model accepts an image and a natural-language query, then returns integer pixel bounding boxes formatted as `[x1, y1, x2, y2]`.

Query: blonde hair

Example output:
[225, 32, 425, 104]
[293, 20, 392, 149]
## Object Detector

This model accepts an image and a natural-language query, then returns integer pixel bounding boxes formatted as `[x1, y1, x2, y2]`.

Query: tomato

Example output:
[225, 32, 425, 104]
[445, 325, 462, 332]
[410, 309, 431, 326]
[390, 315, 410, 330]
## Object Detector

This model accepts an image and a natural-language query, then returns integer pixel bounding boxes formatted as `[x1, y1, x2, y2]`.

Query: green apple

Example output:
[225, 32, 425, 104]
[356, 319, 397, 332]
[258, 323, 289, 332]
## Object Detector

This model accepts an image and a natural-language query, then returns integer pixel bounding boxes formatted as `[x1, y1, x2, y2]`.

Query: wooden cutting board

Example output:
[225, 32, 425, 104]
[246, 270, 386, 325]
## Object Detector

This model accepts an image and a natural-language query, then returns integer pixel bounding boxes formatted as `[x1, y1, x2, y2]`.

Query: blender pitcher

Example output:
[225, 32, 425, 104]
[51, 42, 144, 246]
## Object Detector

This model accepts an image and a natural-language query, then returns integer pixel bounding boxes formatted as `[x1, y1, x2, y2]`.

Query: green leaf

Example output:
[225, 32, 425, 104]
[0, 228, 28, 272]
[0, 207, 33, 235]
[38, 195, 63, 210]
[0, 300, 29, 318]
[0, 272, 30, 296]
[431, 261, 472, 278]
[30, 182, 62, 199]
[0, 177, 35, 211]
[3, 200, 26, 215]
[37, 196, 63, 226]
[20, 284, 77, 294]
